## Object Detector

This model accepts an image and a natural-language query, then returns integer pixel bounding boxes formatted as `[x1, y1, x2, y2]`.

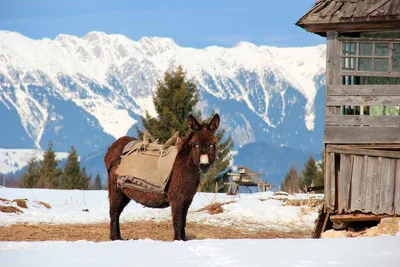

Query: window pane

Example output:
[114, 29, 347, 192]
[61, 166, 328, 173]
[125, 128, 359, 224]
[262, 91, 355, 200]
[359, 58, 372, 71]
[359, 43, 373, 56]
[393, 44, 400, 72]
[374, 58, 388, 72]
[342, 42, 356, 56]
[375, 43, 389, 56]
[341, 57, 356, 70]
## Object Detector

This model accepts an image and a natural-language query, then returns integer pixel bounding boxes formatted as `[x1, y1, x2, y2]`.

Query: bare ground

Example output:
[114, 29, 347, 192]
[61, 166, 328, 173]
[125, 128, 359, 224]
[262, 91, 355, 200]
[0, 221, 312, 242]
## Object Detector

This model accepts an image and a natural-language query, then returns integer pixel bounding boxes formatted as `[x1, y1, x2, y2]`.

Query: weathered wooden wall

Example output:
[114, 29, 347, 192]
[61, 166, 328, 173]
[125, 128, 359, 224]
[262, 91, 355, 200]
[325, 84, 400, 144]
[325, 145, 400, 215]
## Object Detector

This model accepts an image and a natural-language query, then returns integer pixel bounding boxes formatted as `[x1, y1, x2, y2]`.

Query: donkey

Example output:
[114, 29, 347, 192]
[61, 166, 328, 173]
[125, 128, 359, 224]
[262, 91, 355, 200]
[104, 113, 220, 241]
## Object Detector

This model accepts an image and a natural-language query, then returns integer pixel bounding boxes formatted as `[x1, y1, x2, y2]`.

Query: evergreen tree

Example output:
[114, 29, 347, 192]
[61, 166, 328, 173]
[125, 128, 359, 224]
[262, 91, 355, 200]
[78, 167, 90, 190]
[91, 174, 102, 190]
[280, 163, 300, 193]
[299, 156, 318, 192]
[137, 66, 234, 193]
[137, 65, 200, 143]
[21, 156, 40, 188]
[37, 142, 61, 189]
[199, 128, 234, 192]
[315, 150, 325, 192]
[60, 146, 83, 189]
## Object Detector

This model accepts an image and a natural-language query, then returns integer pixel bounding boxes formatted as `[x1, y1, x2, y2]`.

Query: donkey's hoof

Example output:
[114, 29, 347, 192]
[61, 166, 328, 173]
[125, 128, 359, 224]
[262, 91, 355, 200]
[110, 235, 124, 241]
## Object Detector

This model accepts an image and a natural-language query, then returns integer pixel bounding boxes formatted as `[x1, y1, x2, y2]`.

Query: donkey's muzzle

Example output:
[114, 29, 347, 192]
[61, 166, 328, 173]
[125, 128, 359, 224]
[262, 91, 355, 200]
[199, 163, 210, 172]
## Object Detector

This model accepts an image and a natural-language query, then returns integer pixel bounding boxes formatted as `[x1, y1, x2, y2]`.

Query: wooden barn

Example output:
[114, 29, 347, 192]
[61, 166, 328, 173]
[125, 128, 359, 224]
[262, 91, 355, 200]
[296, 0, 400, 237]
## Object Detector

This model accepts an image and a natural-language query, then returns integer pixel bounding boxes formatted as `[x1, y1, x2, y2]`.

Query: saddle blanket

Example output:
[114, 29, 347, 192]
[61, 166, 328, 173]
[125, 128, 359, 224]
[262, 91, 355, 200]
[115, 140, 178, 193]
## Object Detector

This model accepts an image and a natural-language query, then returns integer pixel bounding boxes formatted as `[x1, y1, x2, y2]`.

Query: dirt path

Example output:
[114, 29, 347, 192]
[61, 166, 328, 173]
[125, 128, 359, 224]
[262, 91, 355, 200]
[0, 221, 312, 242]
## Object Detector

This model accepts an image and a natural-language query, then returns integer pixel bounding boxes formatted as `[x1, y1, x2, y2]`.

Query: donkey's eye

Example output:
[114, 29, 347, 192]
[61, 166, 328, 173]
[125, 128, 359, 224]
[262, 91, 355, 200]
[210, 144, 213, 148]
[195, 143, 199, 148]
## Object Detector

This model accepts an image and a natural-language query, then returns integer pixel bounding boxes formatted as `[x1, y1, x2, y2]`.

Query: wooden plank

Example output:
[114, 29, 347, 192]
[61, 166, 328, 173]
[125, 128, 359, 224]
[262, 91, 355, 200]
[326, 2, 344, 17]
[338, 144, 400, 150]
[326, 95, 400, 106]
[306, 21, 400, 34]
[338, 37, 400, 42]
[312, 207, 330, 239]
[326, 31, 341, 116]
[366, 0, 391, 14]
[325, 151, 336, 210]
[327, 146, 400, 159]
[365, 157, 380, 213]
[379, 158, 396, 214]
[330, 214, 392, 222]
[326, 115, 400, 126]
[325, 126, 400, 144]
[339, 154, 353, 212]
[390, 0, 400, 15]
[327, 85, 400, 96]
[394, 160, 400, 214]
[340, 71, 400, 78]
[350, 156, 367, 212]
[325, 151, 331, 209]
[319, 1, 339, 17]
[330, 151, 336, 209]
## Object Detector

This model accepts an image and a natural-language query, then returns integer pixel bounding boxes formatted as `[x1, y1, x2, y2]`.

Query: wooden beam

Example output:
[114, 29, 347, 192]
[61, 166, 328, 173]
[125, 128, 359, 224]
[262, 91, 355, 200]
[326, 31, 341, 116]
[328, 85, 400, 96]
[326, 115, 400, 126]
[379, 158, 396, 214]
[340, 71, 400, 78]
[337, 37, 400, 42]
[326, 95, 400, 106]
[330, 213, 394, 222]
[339, 154, 353, 212]
[326, 145, 400, 159]
[325, 126, 400, 144]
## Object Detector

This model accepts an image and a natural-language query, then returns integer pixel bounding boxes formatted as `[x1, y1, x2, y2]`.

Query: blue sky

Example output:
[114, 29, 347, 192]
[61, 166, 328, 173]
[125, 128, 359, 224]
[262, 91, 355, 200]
[1, 0, 324, 48]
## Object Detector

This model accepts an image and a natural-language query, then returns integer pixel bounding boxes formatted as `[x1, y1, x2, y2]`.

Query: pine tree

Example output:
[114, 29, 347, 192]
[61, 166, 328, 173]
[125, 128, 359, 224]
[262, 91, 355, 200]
[199, 128, 234, 192]
[37, 142, 61, 189]
[281, 164, 300, 193]
[21, 156, 40, 188]
[91, 174, 102, 190]
[313, 150, 325, 193]
[299, 156, 318, 192]
[60, 146, 82, 189]
[137, 65, 200, 143]
[78, 167, 90, 190]
[137, 66, 234, 193]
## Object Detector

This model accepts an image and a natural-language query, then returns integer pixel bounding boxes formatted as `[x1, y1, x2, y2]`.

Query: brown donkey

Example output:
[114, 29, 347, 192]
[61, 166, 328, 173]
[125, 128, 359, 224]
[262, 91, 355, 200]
[104, 114, 220, 241]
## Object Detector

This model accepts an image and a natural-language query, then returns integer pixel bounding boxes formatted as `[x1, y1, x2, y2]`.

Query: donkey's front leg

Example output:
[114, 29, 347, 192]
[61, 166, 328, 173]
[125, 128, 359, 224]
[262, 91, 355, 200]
[171, 201, 185, 241]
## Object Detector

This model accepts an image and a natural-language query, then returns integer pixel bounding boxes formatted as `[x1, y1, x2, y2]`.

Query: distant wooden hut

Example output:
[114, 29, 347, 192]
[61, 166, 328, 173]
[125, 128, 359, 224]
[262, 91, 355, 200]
[226, 166, 269, 195]
[297, 0, 400, 237]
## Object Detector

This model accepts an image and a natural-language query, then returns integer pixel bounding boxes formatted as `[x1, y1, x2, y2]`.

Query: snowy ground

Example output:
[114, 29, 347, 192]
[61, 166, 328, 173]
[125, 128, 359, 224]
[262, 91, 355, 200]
[0, 188, 319, 231]
[1, 188, 400, 266]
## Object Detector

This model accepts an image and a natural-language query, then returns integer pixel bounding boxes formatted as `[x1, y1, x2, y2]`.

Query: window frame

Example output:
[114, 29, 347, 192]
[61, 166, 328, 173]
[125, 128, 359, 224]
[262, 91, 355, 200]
[339, 37, 400, 77]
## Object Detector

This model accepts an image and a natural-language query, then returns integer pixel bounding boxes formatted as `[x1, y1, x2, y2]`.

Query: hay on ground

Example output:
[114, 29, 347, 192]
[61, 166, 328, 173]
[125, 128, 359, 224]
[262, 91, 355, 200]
[197, 200, 236, 215]
[0, 198, 10, 204]
[34, 201, 52, 209]
[283, 198, 323, 208]
[0, 206, 23, 213]
[12, 199, 28, 209]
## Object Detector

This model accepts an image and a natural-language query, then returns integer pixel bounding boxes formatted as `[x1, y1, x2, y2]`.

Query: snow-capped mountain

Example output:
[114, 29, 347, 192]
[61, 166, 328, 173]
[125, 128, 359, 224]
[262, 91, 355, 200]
[0, 31, 326, 180]
[0, 148, 69, 174]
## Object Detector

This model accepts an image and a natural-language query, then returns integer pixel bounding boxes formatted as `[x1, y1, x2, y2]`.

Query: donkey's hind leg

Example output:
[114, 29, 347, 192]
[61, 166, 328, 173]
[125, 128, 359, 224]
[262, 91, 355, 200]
[109, 182, 130, 240]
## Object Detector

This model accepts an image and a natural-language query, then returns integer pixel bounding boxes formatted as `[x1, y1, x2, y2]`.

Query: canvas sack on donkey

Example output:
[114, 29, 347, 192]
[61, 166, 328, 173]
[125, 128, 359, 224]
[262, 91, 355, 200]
[115, 131, 179, 194]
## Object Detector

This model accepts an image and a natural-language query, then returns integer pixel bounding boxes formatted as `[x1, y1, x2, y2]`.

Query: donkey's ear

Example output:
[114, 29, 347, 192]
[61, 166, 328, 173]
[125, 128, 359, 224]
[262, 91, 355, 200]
[208, 113, 220, 133]
[188, 114, 201, 132]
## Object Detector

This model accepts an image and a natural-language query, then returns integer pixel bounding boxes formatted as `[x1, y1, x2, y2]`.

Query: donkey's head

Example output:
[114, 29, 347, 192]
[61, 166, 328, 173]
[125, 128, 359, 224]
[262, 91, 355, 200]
[187, 113, 220, 173]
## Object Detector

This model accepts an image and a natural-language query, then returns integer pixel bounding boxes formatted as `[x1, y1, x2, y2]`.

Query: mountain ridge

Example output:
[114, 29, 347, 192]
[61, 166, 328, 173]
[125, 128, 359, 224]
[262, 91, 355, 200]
[0, 31, 326, 181]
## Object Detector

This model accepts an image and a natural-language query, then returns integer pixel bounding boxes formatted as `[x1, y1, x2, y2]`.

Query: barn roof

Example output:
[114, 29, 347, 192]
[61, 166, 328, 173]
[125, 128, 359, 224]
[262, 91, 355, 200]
[296, 0, 400, 36]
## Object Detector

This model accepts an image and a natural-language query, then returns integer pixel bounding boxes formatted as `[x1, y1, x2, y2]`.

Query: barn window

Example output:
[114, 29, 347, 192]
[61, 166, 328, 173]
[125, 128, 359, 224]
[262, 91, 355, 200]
[340, 39, 400, 74]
